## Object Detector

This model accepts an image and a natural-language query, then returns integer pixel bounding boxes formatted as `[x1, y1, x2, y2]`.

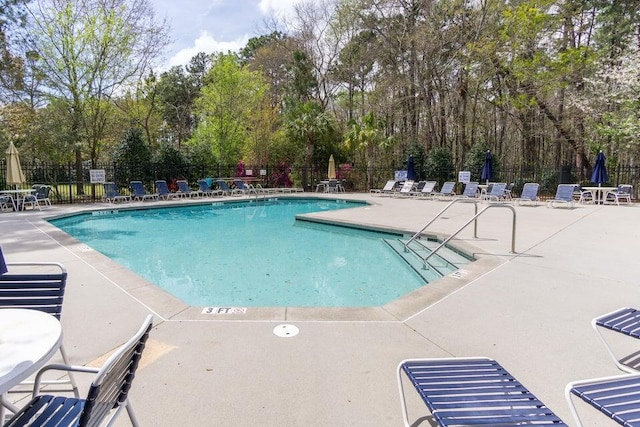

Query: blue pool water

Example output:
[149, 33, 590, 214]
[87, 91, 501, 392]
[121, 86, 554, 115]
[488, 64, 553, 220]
[49, 198, 428, 307]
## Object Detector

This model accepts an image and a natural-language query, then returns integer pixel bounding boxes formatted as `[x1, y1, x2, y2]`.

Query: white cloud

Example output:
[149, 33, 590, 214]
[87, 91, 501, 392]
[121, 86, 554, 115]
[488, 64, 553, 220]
[166, 31, 249, 68]
[258, 0, 303, 19]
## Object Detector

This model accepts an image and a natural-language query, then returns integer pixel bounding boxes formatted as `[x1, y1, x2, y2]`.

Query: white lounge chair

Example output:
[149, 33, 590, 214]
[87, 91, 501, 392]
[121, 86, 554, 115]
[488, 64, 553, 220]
[547, 184, 575, 208]
[515, 183, 540, 206]
[370, 180, 398, 195]
[415, 181, 437, 198]
[434, 181, 456, 199]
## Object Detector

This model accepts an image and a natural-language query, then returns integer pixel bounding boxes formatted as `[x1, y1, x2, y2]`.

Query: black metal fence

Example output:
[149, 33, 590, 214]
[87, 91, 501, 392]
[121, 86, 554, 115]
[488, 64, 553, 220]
[1, 160, 639, 204]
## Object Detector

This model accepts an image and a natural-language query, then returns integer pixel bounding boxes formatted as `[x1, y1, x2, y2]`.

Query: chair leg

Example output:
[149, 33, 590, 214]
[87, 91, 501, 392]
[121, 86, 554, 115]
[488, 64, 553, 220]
[59, 344, 80, 397]
[18, 343, 80, 398]
[103, 398, 139, 427]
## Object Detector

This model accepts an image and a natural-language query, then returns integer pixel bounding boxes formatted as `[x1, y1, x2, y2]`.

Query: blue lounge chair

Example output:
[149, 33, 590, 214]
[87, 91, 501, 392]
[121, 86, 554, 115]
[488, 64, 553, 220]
[566, 372, 640, 427]
[197, 179, 223, 197]
[547, 184, 575, 208]
[130, 181, 158, 201]
[457, 181, 478, 199]
[102, 182, 131, 203]
[0, 194, 13, 212]
[176, 179, 200, 198]
[4, 315, 153, 427]
[155, 180, 179, 200]
[592, 307, 640, 373]
[21, 185, 52, 210]
[233, 179, 257, 195]
[434, 181, 456, 199]
[604, 184, 633, 205]
[215, 179, 235, 196]
[483, 182, 507, 202]
[515, 182, 540, 206]
[397, 357, 567, 427]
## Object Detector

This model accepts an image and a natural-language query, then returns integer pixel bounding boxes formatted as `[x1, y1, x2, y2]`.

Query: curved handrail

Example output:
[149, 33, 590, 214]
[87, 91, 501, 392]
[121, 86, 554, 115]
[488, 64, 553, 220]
[421, 204, 517, 269]
[403, 198, 480, 251]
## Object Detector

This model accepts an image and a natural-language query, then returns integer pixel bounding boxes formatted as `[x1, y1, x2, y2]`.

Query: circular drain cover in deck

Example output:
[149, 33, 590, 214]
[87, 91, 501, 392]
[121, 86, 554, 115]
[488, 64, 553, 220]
[273, 324, 299, 338]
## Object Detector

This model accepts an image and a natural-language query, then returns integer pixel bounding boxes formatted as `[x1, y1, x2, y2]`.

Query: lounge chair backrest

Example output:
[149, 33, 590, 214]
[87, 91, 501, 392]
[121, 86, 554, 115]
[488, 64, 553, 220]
[439, 182, 455, 195]
[0, 262, 66, 320]
[156, 180, 170, 194]
[521, 183, 539, 200]
[422, 181, 436, 193]
[197, 180, 210, 192]
[216, 180, 231, 191]
[34, 185, 50, 200]
[233, 179, 250, 190]
[461, 182, 478, 197]
[177, 180, 191, 193]
[130, 181, 147, 196]
[103, 182, 119, 198]
[399, 181, 414, 193]
[489, 182, 506, 197]
[382, 180, 396, 191]
[554, 184, 575, 201]
[618, 184, 632, 194]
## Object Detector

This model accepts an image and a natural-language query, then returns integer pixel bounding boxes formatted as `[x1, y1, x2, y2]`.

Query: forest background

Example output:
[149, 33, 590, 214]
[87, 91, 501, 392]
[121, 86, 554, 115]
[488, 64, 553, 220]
[1, 0, 640, 196]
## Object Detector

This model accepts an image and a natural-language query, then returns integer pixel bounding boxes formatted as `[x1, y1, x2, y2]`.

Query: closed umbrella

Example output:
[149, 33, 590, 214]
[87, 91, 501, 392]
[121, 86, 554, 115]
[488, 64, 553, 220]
[480, 150, 493, 184]
[407, 155, 416, 181]
[590, 150, 609, 203]
[328, 155, 336, 179]
[591, 151, 608, 186]
[5, 142, 25, 188]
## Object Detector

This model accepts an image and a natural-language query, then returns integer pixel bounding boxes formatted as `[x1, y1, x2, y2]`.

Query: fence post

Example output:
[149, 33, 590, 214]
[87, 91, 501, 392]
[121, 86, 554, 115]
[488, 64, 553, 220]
[67, 162, 73, 204]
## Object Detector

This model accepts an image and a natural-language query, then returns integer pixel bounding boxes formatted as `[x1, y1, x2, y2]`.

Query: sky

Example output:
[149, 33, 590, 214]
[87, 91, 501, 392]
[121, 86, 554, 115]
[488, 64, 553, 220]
[150, 0, 304, 70]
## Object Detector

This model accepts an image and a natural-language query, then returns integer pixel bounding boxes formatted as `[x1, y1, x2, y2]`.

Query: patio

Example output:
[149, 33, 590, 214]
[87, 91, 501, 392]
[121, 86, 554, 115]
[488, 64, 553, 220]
[0, 193, 637, 426]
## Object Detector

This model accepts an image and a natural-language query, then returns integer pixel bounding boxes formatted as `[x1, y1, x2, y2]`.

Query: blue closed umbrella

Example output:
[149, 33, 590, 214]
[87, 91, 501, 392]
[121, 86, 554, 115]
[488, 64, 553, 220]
[591, 151, 608, 185]
[480, 150, 493, 184]
[407, 155, 416, 181]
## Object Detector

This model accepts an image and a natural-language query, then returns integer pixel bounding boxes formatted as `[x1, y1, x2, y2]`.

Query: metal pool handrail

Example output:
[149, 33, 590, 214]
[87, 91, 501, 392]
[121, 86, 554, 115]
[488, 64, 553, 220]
[402, 199, 517, 270]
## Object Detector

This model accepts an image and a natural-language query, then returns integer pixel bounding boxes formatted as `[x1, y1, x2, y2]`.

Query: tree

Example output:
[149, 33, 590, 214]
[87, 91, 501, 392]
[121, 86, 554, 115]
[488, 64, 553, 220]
[20, 0, 170, 191]
[156, 66, 200, 147]
[113, 127, 152, 185]
[0, 0, 28, 102]
[190, 53, 268, 167]
[285, 100, 336, 188]
[343, 111, 392, 189]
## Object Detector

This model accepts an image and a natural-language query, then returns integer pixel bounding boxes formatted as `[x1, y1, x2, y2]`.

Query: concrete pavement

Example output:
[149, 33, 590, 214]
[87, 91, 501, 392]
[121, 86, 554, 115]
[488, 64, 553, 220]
[0, 193, 637, 426]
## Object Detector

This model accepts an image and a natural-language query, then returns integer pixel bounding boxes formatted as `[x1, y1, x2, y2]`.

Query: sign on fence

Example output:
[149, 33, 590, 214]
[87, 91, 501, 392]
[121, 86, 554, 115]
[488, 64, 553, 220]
[395, 170, 408, 181]
[458, 171, 471, 183]
[89, 169, 106, 183]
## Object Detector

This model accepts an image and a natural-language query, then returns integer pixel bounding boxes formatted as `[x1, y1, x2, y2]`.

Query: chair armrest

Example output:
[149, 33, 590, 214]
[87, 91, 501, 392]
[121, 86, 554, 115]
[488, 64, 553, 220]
[33, 363, 99, 396]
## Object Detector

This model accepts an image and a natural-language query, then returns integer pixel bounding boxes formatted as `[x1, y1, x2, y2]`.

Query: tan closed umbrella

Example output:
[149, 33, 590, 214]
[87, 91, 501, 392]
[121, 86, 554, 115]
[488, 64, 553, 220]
[328, 154, 336, 179]
[5, 142, 26, 188]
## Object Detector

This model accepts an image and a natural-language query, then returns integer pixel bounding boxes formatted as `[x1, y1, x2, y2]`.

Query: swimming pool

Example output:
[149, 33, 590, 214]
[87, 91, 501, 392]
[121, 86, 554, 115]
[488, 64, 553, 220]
[49, 198, 440, 307]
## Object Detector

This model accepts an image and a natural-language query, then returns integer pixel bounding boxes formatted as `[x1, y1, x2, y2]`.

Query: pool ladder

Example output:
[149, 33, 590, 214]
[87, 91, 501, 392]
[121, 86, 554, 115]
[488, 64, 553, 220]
[403, 198, 517, 270]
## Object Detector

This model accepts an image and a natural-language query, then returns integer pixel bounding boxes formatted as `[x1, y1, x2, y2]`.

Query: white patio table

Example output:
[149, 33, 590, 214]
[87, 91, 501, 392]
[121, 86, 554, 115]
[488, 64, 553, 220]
[0, 308, 62, 419]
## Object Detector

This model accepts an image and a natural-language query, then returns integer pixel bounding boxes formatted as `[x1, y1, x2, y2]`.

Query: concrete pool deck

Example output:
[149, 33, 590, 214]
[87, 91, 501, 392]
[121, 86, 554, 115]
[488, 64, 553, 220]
[1, 193, 638, 426]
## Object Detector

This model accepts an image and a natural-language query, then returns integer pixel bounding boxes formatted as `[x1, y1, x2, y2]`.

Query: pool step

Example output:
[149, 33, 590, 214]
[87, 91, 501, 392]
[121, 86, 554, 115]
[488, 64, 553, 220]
[403, 238, 473, 269]
[383, 237, 471, 283]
